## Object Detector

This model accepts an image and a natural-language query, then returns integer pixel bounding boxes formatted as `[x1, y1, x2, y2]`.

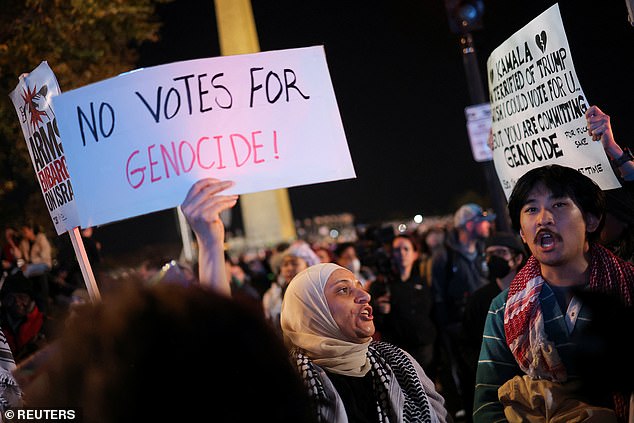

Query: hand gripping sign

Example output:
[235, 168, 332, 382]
[486, 4, 620, 198]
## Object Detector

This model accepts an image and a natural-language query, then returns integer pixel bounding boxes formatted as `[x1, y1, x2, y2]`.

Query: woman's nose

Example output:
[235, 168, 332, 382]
[355, 288, 370, 304]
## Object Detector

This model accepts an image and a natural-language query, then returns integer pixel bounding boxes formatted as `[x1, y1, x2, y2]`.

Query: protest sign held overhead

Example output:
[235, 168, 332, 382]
[486, 3, 621, 198]
[52, 46, 355, 228]
[9, 62, 81, 235]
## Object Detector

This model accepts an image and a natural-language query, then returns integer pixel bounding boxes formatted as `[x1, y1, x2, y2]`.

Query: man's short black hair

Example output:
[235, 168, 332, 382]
[508, 165, 605, 241]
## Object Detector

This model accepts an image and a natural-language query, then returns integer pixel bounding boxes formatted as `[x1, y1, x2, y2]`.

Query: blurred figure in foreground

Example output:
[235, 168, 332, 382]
[24, 282, 316, 423]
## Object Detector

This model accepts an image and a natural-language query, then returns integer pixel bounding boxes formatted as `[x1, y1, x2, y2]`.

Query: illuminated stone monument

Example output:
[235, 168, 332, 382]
[214, 0, 297, 247]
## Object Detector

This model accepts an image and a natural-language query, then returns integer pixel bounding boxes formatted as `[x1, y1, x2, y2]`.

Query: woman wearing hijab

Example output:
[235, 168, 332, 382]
[178, 179, 447, 422]
[281, 262, 448, 423]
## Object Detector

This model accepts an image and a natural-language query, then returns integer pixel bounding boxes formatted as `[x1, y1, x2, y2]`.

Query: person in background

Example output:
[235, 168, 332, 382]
[333, 241, 374, 289]
[0, 269, 51, 363]
[281, 262, 448, 422]
[18, 222, 52, 315]
[18, 223, 52, 279]
[369, 233, 437, 372]
[430, 203, 493, 419]
[419, 227, 446, 288]
[313, 245, 334, 263]
[459, 231, 527, 423]
[1, 227, 22, 271]
[262, 241, 321, 336]
[268, 241, 292, 282]
[600, 188, 634, 263]
[224, 251, 262, 313]
[473, 164, 633, 422]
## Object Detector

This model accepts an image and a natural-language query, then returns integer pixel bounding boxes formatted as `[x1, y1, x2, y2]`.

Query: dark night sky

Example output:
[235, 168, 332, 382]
[96, 0, 634, 253]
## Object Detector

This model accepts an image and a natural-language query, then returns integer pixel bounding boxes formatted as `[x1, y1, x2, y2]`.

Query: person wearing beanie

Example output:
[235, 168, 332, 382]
[262, 241, 321, 337]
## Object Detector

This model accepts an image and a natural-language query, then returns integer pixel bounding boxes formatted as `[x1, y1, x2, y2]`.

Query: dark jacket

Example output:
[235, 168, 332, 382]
[369, 259, 436, 349]
[430, 231, 488, 328]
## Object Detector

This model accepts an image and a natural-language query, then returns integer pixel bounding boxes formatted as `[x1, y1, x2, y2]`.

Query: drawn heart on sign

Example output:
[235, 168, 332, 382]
[535, 31, 547, 53]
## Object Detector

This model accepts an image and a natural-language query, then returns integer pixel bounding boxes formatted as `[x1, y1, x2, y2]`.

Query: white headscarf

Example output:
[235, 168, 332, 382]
[281, 263, 372, 377]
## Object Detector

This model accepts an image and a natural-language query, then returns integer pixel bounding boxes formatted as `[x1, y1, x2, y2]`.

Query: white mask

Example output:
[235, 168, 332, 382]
[346, 258, 361, 275]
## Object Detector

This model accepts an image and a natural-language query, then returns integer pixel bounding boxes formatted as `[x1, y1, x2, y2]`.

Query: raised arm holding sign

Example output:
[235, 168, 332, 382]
[486, 3, 621, 198]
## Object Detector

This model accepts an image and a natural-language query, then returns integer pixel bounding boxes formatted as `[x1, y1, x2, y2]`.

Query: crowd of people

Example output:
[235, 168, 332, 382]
[0, 105, 631, 421]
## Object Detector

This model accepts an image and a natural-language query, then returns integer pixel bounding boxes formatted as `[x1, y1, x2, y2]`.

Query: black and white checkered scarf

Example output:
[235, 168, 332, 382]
[292, 341, 433, 423]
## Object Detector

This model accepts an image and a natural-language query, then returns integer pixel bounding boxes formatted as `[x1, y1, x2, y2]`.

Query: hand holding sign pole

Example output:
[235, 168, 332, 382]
[9, 62, 101, 302]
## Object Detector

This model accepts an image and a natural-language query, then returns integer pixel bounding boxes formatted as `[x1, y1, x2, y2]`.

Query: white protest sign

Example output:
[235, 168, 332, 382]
[9, 62, 81, 235]
[53, 46, 356, 228]
[465, 103, 493, 162]
[486, 3, 621, 198]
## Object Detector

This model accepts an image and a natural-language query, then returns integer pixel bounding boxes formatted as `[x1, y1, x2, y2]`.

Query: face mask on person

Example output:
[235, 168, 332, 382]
[487, 255, 511, 281]
[345, 258, 361, 275]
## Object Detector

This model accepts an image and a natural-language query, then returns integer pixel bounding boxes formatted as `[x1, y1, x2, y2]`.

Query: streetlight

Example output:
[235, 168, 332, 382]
[444, 0, 512, 232]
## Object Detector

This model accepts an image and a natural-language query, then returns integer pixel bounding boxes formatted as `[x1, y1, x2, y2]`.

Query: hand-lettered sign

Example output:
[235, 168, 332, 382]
[52, 46, 356, 227]
[486, 4, 621, 198]
[9, 62, 81, 235]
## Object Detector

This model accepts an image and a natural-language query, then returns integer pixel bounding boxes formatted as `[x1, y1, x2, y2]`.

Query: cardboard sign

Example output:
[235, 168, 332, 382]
[486, 4, 620, 198]
[52, 46, 356, 227]
[9, 62, 81, 235]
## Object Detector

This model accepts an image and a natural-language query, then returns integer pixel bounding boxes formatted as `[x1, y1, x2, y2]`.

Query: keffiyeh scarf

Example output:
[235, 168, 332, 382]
[0, 328, 22, 410]
[504, 243, 634, 420]
[292, 341, 432, 423]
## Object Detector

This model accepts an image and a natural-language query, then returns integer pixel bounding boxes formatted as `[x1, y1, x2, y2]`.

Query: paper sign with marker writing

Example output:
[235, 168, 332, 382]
[486, 3, 620, 198]
[52, 46, 355, 227]
[9, 62, 81, 235]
